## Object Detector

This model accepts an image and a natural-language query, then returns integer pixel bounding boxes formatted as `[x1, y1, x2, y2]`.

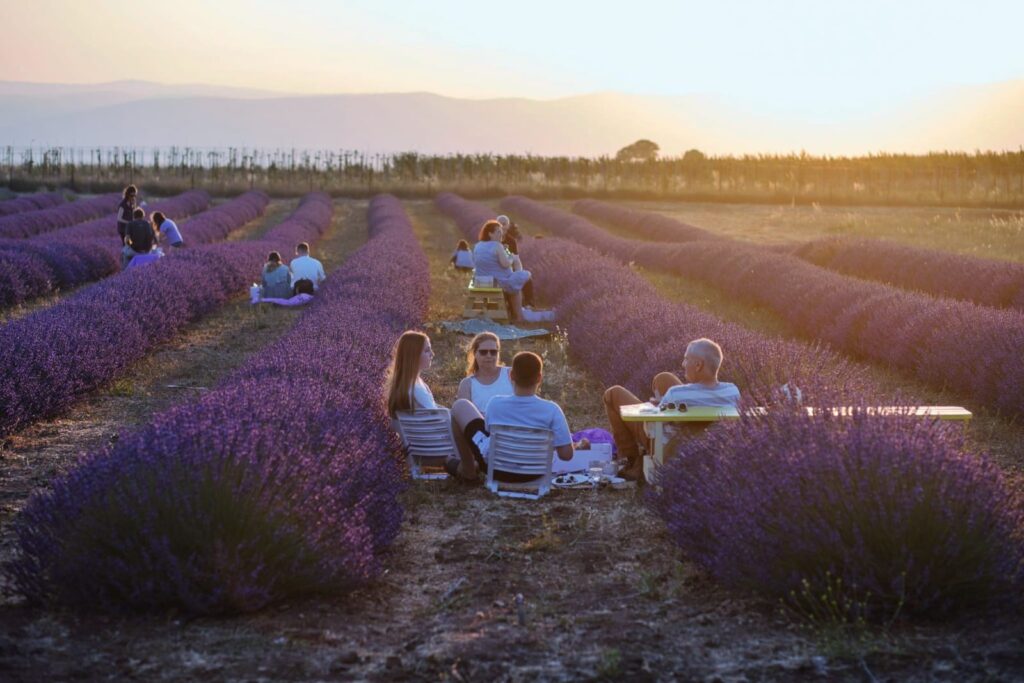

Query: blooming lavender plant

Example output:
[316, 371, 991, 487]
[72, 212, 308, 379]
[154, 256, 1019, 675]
[6, 194, 427, 614]
[0, 193, 320, 436]
[648, 409, 1024, 618]
[436, 193, 881, 406]
[504, 196, 1024, 419]
[0, 191, 67, 218]
[795, 235, 1024, 311]
[0, 190, 215, 308]
[0, 192, 122, 239]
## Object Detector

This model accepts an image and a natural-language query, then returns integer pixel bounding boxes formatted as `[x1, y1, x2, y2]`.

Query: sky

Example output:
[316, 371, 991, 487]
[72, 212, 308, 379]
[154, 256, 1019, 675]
[1, 0, 1023, 117]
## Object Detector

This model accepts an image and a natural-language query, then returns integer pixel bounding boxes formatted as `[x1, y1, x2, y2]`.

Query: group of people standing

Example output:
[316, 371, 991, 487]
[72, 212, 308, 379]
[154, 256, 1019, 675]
[116, 185, 183, 268]
[450, 214, 535, 321]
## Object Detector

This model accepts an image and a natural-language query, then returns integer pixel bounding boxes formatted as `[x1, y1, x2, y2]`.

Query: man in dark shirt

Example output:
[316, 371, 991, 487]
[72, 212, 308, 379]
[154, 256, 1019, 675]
[123, 208, 157, 267]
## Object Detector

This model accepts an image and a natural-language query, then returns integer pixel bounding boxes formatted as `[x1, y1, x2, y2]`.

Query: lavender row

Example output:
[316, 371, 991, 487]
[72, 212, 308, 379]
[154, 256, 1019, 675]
[506, 196, 1024, 419]
[7, 194, 427, 614]
[649, 409, 1024, 618]
[573, 199, 724, 242]
[504, 197, 1024, 617]
[0, 193, 327, 436]
[0, 192, 121, 239]
[0, 190, 214, 308]
[795, 235, 1024, 311]
[437, 193, 881, 405]
[0, 191, 67, 218]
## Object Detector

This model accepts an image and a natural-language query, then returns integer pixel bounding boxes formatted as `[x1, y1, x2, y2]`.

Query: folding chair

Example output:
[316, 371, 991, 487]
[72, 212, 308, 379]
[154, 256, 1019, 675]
[485, 424, 555, 499]
[394, 408, 457, 480]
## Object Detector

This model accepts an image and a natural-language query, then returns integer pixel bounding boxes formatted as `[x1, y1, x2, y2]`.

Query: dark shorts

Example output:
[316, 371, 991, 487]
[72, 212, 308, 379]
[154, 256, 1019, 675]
[464, 418, 540, 483]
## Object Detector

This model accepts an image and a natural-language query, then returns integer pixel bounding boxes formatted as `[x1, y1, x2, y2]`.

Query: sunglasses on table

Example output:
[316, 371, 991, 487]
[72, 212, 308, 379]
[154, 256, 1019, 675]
[659, 401, 687, 412]
[476, 349, 499, 356]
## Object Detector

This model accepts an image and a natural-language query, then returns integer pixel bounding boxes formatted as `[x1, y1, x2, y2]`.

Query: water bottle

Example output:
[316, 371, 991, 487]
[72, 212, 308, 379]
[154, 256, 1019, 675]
[250, 283, 261, 304]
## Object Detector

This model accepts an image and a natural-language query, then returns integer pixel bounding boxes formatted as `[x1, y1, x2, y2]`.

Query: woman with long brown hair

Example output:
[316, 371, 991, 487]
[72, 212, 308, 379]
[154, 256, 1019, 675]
[455, 332, 513, 416]
[385, 330, 486, 481]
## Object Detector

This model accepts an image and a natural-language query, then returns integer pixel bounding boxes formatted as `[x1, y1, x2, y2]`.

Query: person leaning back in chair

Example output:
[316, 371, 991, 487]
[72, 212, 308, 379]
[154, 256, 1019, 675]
[290, 242, 326, 295]
[603, 338, 741, 481]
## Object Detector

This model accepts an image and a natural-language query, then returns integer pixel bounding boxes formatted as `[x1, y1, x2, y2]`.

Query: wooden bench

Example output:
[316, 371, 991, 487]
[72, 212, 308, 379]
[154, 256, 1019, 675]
[620, 404, 973, 482]
[464, 282, 509, 321]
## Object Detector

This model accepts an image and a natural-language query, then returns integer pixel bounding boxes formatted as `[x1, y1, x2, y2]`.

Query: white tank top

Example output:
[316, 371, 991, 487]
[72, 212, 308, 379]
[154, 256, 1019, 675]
[470, 366, 514, 415]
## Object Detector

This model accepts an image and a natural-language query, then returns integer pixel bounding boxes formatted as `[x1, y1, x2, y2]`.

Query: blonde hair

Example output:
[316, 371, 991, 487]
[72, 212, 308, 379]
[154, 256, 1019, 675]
[465, 332, 502, 376]
[386, 331, 428, 417]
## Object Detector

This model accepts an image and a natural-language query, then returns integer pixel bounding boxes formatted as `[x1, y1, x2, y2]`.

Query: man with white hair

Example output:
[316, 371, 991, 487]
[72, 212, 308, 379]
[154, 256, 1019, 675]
[603, 338, 740, 481]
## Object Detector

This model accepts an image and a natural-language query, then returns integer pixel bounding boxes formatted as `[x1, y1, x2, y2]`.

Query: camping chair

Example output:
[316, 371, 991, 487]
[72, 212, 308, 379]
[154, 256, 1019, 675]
[485, 424, 555, 499]
[394, 408, 457, 480]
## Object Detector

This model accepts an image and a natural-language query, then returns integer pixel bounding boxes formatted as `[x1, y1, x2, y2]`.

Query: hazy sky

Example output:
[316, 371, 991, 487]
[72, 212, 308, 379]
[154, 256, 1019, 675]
[2, 0, 1022, 115]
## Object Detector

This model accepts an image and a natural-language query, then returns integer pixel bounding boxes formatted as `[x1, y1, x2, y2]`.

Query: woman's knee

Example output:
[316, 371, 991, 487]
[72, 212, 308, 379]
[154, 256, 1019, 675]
[451, 398, 482, 426]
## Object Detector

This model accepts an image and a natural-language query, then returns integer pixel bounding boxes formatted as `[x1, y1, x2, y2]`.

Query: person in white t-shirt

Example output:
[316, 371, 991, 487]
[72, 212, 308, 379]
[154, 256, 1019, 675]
[482, 351, 579, 482]
[603, 338, 741, 481]
[289, 242, 326, 295]
[454, 332, 513, 416]
[385, 331, 488, 479]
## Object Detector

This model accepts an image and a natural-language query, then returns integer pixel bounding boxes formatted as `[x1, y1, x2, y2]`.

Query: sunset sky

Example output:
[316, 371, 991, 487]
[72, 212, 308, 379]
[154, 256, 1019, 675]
[2, 0, 1022, 119]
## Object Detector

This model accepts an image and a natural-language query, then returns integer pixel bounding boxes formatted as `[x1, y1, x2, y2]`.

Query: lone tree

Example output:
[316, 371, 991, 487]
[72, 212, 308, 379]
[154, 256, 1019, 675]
[615, 139, 660, 162]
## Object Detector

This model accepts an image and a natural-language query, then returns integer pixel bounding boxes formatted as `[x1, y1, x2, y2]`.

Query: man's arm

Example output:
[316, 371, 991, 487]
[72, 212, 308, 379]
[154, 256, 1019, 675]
[555, 443, 574, 461]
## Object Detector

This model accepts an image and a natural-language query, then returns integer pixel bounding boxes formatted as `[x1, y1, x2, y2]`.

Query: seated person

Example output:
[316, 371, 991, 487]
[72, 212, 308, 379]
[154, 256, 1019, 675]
[473, 220, 531, 321]
[473, 351, 577, 482]
[450, 239, 474, 272]
[496, 215, 535, 308]
[290, 242, 326, 295]
[386, 331, 486, 479]
[603, 338, 741, 481]
[152, 211, 184, 248]
[122, 208, 157, 268]
[455, 332, 513, 416]
[261, 251, 292, 299]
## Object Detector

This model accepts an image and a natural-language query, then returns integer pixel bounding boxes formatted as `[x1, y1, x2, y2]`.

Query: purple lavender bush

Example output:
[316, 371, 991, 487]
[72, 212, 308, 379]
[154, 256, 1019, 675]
[649, 409, 1024, 618]
[0, 192, 121, 239]
[795, 235, 1024, 311]
[0, 191, 67, 218]
[436, 193, 881, 405]
[0, 193, 320, 436]
[574, 199, 724, 243]
[502, 196, 1024, 419]
[0, 190, 215, 308]
[6, 194, 427, 614]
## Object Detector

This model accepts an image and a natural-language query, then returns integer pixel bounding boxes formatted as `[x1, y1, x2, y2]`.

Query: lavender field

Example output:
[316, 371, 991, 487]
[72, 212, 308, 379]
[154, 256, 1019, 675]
[0, 192, 1022, 681]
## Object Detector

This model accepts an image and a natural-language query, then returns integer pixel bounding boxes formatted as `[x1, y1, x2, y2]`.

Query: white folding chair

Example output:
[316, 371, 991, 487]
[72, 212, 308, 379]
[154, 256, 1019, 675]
[394, 408, 457, 480]
[485, 424, 555, 499]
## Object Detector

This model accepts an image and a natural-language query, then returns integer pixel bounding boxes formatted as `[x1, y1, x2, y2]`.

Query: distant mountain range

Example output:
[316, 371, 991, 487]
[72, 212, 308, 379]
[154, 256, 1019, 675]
[0, 79, 1021, 156]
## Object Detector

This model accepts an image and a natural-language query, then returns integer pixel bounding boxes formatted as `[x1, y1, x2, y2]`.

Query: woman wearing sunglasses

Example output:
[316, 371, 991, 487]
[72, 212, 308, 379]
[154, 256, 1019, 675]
[455, 332, 514, 417]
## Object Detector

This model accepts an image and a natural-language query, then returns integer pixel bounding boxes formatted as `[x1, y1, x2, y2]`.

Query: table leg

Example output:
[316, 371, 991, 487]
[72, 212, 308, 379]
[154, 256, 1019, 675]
[654, 423, 665, 465]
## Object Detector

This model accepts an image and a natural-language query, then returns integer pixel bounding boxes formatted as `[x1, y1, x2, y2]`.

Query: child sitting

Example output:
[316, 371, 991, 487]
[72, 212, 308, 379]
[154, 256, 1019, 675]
[450, 239, 474, 272]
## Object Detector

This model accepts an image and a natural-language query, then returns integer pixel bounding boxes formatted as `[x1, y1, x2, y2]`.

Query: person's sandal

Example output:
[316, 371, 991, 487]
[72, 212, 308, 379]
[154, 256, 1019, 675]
[444, 458, 478, 484]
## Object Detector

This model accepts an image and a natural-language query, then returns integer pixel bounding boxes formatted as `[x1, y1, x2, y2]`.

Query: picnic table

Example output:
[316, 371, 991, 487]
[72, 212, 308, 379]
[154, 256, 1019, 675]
[620, 403, 973, 482]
